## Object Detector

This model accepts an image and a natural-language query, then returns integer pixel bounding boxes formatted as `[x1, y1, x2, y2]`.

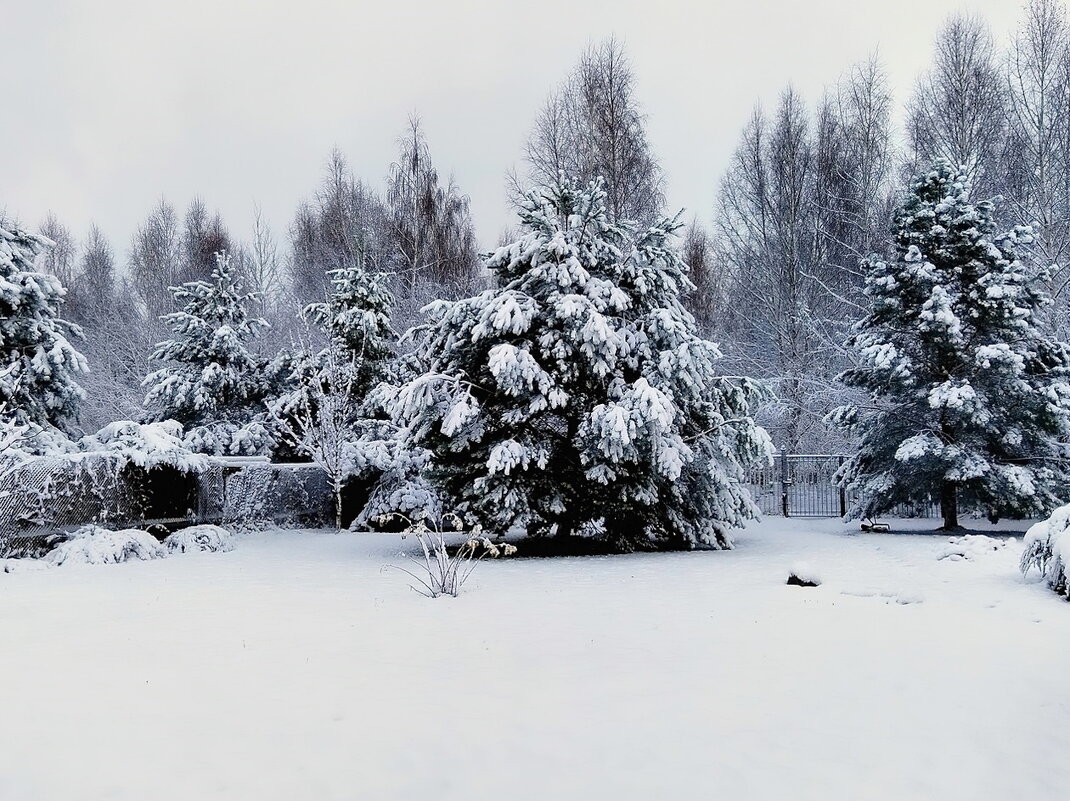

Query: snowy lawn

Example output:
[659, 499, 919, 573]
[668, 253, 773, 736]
[1, 518, 1068, 801]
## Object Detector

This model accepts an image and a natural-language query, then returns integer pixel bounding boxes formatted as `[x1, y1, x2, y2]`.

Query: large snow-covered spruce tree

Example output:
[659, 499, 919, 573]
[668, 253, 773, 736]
[396, 178, 770, 550]
[832, 160, 1070, 530]
[143, 252, 274, 455]
[0, 223, 87, 431]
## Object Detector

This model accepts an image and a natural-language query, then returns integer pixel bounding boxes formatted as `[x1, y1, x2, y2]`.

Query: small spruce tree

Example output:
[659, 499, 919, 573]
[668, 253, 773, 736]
[270, 259, 399, 524]
[303, 261, 394, 395]
[143, 252, 272, 454]
[0, 223, 87, 431]
[832, 160, 1070, 529]
[396, 178, 770, 550]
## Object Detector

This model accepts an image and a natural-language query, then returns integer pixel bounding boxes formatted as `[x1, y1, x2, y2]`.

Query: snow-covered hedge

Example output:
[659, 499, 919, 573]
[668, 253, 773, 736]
[1, 420, 213, 557]
[221, 463, 332, 528]
[1020, 504, 1070, 598]
[45, 525, 166, 566]
[0, 416, 78, 463]
[164, 524, 234, 554]
[76, 420, 209, 473]
[1, 419, 207, 473]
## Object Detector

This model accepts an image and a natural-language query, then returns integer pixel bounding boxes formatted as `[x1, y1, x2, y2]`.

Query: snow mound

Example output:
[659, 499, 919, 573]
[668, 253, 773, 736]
[45, 525, 166, 566]
[1021, 504, 1070, 598]
[164, 525, 235, 554]
[939, 534, 1009, 561]
[787, 561, 822, 587]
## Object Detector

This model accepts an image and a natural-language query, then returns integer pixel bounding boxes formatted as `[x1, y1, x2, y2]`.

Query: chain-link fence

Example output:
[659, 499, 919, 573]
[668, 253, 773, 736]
[221, 462, 332, 528]
[0, 456, 333, 557]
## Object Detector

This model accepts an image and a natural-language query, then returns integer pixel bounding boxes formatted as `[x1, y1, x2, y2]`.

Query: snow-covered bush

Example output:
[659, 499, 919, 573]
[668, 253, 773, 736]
[76, 420, 208, 473]
[1020, 504, 1070, 598]
[0, 412, 78, 465]
[45, 525, 165, 566]
[164, 524, 235, 554]
[1, 420, 209, 558]
[222, 463, 332, 529]
[787, 562, 822, 587]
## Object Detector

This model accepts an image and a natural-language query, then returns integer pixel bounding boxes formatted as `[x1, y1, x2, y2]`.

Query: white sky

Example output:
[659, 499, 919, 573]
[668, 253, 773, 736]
[0, 0, 1027, 257]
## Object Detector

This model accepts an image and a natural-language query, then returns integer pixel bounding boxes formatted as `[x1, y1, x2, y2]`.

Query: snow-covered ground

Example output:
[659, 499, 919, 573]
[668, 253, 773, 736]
[1, 517, 1067, 801]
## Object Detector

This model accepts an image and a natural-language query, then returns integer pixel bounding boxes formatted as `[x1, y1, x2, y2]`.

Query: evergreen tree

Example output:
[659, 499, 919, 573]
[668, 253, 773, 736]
[143, 252, 273, 455]
[395, 178, 770, 550]
[832, 160, 1070, 529]
[303, 261, 394, 396]
[269, 257, 399, 520]
[0, 223, 87, 431]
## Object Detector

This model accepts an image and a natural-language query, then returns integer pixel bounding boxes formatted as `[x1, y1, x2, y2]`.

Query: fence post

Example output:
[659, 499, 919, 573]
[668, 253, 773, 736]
[780, 450, 790, 517]
[838, 455, 847, 518]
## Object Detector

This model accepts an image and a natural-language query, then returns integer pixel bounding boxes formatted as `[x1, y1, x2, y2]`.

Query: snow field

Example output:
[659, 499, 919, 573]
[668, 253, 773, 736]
[0, 518, 1067, 801]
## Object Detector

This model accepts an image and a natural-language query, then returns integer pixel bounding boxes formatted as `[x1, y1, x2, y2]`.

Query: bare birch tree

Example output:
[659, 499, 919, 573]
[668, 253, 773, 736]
[272, 337, 362, 530]
[905, 14, 1007, 195]
[130, 198, 182, 324]
[289, 149, 390, 307]
[386, 116, 479, 293]
[1003, 0, 1070, 302]
[520, 38, 664, 225]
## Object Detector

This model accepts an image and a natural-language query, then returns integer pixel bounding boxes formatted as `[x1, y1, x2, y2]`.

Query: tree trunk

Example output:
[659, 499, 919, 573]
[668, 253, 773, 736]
[939, 481, 961, 531]
[334, 480, 344, 531]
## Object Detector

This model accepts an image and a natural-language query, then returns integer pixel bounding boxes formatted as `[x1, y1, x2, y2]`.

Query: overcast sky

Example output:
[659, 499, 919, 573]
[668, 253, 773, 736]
[1, 0, 1026, 258]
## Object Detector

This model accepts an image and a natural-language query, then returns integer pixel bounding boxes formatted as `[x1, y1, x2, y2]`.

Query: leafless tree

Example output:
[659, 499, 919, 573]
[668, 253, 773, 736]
[72, 225, 150, 430]
[180, 198, 232, 287]
[519, 38, 664, 225]
[905, 14, 1007, 194]
[1003, 0, 1070, 292]
[271, 338, 362, 530]
[680, 220, 722, 330]
[37, 212, 77, 289]
[814, 57, 895, 280]
[715, 62, 893, 452]
[289, 149, 390, 307]
[386, 116, 479, 294]
[245, 204, 283, 301]
[130, 198, 182, 324]
[71, 224, 115, 325]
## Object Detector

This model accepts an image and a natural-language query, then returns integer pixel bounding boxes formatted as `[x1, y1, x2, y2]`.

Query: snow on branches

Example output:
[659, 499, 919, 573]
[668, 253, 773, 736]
[832, 160, 1070, 529]
[394, 177, 771, 550]
[143, 252, 274, 456]
[0, 224, 88, 431]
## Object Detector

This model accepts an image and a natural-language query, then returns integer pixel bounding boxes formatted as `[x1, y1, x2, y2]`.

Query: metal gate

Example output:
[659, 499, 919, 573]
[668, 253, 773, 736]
[745, 453, 846, 518]
[745, 453, 938, 518]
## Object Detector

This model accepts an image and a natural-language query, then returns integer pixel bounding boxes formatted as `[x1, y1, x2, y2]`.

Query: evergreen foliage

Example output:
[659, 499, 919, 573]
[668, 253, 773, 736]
[143, 252, 273, 455]
[396, 178, 770, 550]
[0, 223, 87, 432]
[832, 160, 1070, 528]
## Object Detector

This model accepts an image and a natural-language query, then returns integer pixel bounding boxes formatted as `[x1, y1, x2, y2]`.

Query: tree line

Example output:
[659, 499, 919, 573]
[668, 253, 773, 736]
[15, 4, 1070, 452]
